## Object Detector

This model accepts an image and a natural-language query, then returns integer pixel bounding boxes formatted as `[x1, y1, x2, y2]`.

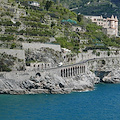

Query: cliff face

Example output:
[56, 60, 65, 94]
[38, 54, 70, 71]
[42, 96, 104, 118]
[102, 68, 120, 83]
[1, 67, 120, 95]
[0, 71, 99, 94]
[25, 47, 63, 67]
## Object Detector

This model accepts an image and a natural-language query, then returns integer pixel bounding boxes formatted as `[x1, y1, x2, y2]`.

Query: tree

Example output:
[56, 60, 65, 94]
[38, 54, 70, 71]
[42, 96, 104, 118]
[45, 1, 53, 11]
[10, 43, 16, 49]
[51, 21, 55, 28]
[15, 21, 21, 26]
[77, 14, 83, 22]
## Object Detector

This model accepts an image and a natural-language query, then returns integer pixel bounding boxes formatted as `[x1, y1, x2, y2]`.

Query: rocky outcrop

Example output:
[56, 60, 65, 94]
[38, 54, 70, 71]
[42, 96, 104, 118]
[25, 48, 63, 67]
[0, 71, 100, 94]
[102, 68, 120, 83]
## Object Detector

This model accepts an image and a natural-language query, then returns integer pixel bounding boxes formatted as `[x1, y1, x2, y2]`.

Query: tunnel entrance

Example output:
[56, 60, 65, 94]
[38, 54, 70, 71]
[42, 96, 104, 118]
[95, 71, 111, 82]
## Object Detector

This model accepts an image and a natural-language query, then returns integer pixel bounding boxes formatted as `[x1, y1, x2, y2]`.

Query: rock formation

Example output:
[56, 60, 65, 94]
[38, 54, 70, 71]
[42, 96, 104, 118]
[0, 71, 100, 94]
[102, 68, 120, 83]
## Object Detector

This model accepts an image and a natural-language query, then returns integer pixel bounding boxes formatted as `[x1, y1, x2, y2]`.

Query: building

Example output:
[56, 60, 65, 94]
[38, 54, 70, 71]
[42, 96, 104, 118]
[28, 1, 40, 7]
[85, 15, 118, 36]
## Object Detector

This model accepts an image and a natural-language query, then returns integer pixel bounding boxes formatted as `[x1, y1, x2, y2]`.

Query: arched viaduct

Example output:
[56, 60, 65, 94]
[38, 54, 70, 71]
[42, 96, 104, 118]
[35, 57, 120, 78]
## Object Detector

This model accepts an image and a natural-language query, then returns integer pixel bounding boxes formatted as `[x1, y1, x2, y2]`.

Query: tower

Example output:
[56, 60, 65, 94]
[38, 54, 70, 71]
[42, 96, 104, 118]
[115, 16, 118, 36]
[110, 15, 115, 29]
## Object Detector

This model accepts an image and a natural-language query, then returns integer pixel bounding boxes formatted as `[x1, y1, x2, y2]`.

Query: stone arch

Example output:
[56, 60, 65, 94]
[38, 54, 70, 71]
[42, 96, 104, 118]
[36, 72, 41, 77]
[37, 64, 40, 70]
[82, 66, 84, 73]
[73, 67, 75, 76]
[41, 64, 43, 69]
[83, 66, 85, 73]
[45, 64, 46, 69]
[80, 66, 82, 73]
[64, 69, 66, 77]
[78, 66, 79, 74]
[61, 69, 63, 77]
[71, 68, 72, 76]
[66, 69, 68, 77]
[48, 64, 50, 68]
[68, 68, 70, 77]
[102, 60, 106, 65]
[75, 66, 77, 75]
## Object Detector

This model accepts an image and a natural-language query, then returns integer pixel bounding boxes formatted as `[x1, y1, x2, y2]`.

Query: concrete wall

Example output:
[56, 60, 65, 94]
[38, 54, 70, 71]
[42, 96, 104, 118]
[0, 49, 25, 62]
[22, 43, 61, 52]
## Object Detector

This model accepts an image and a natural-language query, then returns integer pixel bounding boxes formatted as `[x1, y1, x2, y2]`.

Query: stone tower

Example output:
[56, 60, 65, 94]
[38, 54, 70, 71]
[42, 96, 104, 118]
[109, 15, 118, 36]
[110, 15, 115, 29]
[115, 16, 118, 36]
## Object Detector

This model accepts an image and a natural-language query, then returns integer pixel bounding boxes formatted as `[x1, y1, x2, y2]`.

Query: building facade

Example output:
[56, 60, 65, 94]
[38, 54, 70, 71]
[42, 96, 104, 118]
[85, 15, 118, 36]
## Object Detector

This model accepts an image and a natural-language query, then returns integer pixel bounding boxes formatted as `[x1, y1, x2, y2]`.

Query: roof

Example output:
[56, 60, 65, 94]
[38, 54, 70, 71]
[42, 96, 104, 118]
[61, 19, 77, 24]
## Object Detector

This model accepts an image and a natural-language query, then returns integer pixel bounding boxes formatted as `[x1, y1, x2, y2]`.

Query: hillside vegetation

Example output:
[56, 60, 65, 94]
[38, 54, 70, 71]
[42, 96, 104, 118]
[0, 0, 120, 72]
[0, 0, 120, 53]
[53, 0, 120, 19]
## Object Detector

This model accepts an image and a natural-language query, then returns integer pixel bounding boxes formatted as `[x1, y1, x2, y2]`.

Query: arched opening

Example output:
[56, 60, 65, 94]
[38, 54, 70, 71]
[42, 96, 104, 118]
[33, 65, 35, 67]
[41, 64, 43, 69]
[48, 64, 50, 68]
[84, 66, 85, 73]
[75, 66, 77, 75]
[45, 64, 46, 69]
[64, 69, 66, 77]
[61, 70, 63, 77]
[82, 66, 84, 73]
[71, 68, 72, 76]
[37, 65, 40, 70]
[66, 69, 67, 77]
[80, 66, 82, 73]
[68, 68, 70, 77]
[77, 66, 80, 75]
[36, 72, 41, 77]
[73, 67, 75, 76]
[102, 60, 106, 65]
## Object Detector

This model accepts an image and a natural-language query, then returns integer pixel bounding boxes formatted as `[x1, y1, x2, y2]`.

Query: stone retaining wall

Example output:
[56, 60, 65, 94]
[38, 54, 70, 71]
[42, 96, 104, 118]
[22, 43, 61, 52]
[0, 49, 25, 62]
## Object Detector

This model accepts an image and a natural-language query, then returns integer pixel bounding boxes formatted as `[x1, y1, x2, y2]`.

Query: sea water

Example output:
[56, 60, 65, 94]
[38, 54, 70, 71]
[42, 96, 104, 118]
[0, 83, 120, 120]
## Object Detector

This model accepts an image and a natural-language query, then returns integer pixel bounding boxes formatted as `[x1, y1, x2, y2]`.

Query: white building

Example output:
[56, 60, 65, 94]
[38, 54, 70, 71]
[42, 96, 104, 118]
[85, 15, 118, 36]
[28, 1, 40, 7]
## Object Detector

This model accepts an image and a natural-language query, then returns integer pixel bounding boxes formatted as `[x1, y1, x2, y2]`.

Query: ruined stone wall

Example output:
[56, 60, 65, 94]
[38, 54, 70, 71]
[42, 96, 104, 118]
[76, 50, 120, 63]
[0, 49, 25, 62]
[86, 57, 120, 72]
[22, 43, 61, 52]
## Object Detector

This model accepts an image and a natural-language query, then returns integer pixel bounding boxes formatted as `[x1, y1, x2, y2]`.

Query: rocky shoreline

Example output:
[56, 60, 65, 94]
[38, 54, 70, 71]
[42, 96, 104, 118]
[0, 68, 120, 95]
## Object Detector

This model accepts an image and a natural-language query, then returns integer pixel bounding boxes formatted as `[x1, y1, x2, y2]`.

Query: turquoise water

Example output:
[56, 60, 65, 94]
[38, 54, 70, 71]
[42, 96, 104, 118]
[0, 84, 120, 120]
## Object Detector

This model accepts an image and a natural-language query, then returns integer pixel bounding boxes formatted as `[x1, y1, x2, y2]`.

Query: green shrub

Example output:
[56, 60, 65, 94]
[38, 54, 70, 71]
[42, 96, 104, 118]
[10, 43, 16, 49]
[0, 35, 14, 41]
[107, 51, 110, 56]
[96, 52, 100, 56]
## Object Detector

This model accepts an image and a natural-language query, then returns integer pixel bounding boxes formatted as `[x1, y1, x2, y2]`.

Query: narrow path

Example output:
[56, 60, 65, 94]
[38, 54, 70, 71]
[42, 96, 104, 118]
[46, 56, 119, 71]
